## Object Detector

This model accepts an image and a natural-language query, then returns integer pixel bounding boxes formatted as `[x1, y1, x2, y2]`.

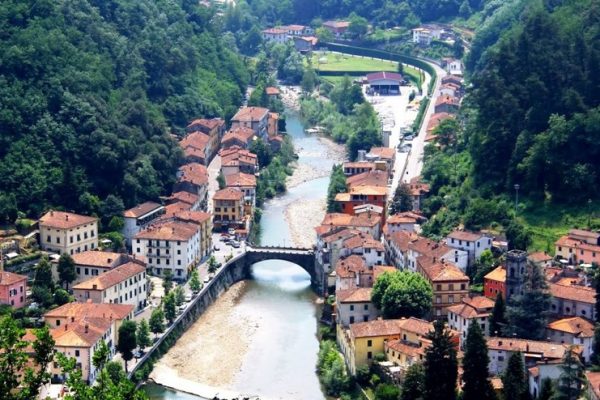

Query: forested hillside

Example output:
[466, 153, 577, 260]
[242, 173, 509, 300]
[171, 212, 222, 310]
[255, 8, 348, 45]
[0, 0, 249, 219]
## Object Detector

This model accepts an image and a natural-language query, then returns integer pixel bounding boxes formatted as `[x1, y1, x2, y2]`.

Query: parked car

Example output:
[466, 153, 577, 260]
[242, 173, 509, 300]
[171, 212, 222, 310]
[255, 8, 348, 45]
[404, 135, 414, 141]
[184, 294, 192, 302]
[203, 276, 211, 284]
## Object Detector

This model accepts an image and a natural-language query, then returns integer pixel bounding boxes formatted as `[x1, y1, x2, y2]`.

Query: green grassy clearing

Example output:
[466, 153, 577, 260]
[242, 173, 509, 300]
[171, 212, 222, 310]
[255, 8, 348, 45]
[518, 199, 600, 253]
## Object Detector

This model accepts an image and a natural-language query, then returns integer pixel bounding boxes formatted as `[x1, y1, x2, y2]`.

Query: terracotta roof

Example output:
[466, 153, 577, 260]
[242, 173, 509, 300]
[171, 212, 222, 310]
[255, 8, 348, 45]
[343, 232, 384, 251]
[39, 211, 97, 230]
[265, 86, 280, 95]
[135, 220, 198, 241]
[448, 230, 484, 242]
[321, 228, 361, 244]
[350, 319, 404, 338]
[73, 262, 145, 291]
[346, 170, 389, 188]
[387, 211, 426, 225]
[123, 202, 163, 218]
[447, 296, 494, 319]
[166, 191, 199, 206]
[71, 251, 124, 268]
[164, 201, 192, 217]
[555, 235, 600, 253]
[486, 337, 579, 360]
[232, 107, 269, 123]
[435, 95, 460, 107]
[408, 178, 430, 196]
[187, 118, 224, 131]
[178, 163, 209, 186]
[586, 371, 600, 399]
[335, 255, 368, 279]
[547, 317, 594, 337]
[222, 127, 256, 146]
[368, 147, 395, 160]
[397, 317, 434, 337]
[367, 72, 403, 82]
[174, 211, 212, 225]
[373, 266, 397, 281]
[323, 20, 350, 29]
[180, 131, 210, 153]
[263, 28, 287, 35]
[320, 212, 381, 229]
[221, 148, 258, 167]
[214, 188, 244, 201]
[442, 75, 463, 85]
[386, 339, 427, 358]
[343, 161, 375, 170]
[0, 271, 27, 286]
[549, 283, 595, 304]
[408, 236, 452, 258]
[225, 172, 257, 188]
[484, 266, 506, 283]
[337, 287, 372, 303]
[386, 230, 419, 252]
[45, 302, 133, 322]
[281, 24, 306, 31]
[51, 319, 111, 348]
[528, 252, 552, 263]
[417, 256, 468, 282]
[569, 229, 600, 241]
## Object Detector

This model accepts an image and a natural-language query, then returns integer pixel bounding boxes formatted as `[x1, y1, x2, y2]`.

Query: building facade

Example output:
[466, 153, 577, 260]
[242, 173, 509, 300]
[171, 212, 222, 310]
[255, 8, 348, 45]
[0, 271, 27, 309]
[122, 202, 165, 248]
[39, 211, 98, 255]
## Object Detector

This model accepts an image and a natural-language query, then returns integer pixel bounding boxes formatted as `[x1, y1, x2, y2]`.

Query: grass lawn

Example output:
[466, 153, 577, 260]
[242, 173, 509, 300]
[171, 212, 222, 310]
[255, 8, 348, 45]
[310, 51, 421, 85]
[518, 199, 600, 253]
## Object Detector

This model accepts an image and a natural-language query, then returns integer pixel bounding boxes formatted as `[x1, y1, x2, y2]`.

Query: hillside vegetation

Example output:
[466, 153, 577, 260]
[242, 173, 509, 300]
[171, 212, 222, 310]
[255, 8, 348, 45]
[0, 0, 249, 219]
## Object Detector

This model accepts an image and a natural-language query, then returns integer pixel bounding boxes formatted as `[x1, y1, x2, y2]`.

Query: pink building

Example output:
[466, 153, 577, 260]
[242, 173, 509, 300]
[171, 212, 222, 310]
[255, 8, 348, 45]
[0, 271, 27, 308]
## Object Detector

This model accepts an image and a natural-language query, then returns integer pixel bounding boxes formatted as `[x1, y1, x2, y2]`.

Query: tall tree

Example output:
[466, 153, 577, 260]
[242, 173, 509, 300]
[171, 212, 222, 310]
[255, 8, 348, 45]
[538, 377, 554, 400]
[57, 253, 76, 291]
[390, 183, 414, 214]
[401, 363, 425, 400]
[505, 262, 550, 339]
[424, 320, 457, 400]
[162, 270, 173, 294]
[189, 269, 202, 293]
[136, 319, 152, 351]
[501, 352, 528, 400]
[326, 164, 347, 212]
[173, 286, 185, 306]
[554, 346, 584, 400]
[489, 293, 506, 336]
[163, 292, 177, 324]
[33, 256, 54, 289]
[462, 322, 496, 400]
[117, 320, 137, 373]
[371, 271, 432, 319]
[0, 317, 55, 400]
[149, 307, 165, 338]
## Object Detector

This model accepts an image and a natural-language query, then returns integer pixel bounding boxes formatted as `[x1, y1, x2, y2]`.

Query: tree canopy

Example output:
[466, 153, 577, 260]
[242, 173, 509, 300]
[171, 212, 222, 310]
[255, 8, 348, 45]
[371, 271, 433, 319]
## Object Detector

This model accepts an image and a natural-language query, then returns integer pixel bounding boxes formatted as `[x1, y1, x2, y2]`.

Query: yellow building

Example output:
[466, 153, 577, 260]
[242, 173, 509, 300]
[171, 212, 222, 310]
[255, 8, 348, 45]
[338, 317, 433, 374]
[213, 188, 245, 230]
[39, 210, 98, 255]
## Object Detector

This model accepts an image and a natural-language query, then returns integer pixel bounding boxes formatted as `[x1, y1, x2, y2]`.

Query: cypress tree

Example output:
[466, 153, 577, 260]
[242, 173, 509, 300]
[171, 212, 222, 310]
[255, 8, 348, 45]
[538, 377, 554, 400]
[501, 352, 528, 400]
[424, 320, 457, 400]
[462, 322, 496, 400]
[554, 346, 584, 400]
[489, 293, 506, 336]
[593, 324, 600, 366]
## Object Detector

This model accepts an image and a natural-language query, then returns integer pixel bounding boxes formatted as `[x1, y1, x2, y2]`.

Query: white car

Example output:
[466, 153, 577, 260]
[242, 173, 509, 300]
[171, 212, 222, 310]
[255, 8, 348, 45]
[203, 276, 211, 284]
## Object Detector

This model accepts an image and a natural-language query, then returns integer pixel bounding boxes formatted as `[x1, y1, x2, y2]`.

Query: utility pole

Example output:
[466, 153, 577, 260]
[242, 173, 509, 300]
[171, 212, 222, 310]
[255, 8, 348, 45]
[514, 184, 520, 214]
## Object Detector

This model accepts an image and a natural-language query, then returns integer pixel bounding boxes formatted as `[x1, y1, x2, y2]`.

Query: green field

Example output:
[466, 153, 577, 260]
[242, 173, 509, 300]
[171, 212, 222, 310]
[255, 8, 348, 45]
[309, 51, 421, 85]
[518, 200, 600, 253]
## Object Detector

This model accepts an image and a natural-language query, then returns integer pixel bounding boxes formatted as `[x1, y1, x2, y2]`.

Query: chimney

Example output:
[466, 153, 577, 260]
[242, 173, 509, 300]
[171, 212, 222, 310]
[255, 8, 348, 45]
[433, 256, 436, 263]
[65, 324, 68, 331]
[65, 215, 69, 221]
[71, 316, 75, 322]
[84, 324, 88, 333]
[107, 258, 112, 263]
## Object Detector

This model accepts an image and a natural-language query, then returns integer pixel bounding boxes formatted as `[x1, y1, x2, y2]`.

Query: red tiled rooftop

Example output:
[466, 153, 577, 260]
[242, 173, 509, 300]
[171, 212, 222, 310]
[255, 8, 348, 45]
[0, 271, 27, 286]
[232, 107, 269, 122]
[123, 202, 163, 219]
[213, 188, 244, 201]
[39, 211, 97, 229]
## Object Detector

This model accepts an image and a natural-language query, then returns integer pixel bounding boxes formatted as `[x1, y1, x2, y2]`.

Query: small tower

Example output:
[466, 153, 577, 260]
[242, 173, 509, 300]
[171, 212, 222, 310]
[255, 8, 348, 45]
[505, 249, 528, 303]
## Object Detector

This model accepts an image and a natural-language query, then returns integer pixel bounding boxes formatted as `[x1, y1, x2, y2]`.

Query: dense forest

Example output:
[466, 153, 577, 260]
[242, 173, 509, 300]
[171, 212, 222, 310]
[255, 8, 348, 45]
[420, 0, 600, 249]
[0, 0, 249, 219]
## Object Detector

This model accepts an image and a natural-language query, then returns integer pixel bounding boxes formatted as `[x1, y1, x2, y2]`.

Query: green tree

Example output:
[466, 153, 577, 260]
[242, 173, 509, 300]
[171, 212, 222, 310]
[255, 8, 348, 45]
[174, 286, 185, 306]
[189, 269, 202, 293]
[316, 27, 334, 42]
[375, 383, 401, 400]
[433, 118, 460, 148]
[57, 253, 76, 291]
[462, 322, 496, 400]
[501, 352, 528, 400]
[301, 67, 317, 93]
[117, 320, 137, 373]
[207, 256, 220, 274]
[149, 307, 165, 337]
[506, 220, 532, 251]
[505, 262, 550, 339]
[371, 271, 433, 319]
[538, 377, 554, 400]
[488, 293, 506, 336]
[53, 288, 71, 306]
[554, 346, 584, 400]
[390, 183, 414, 214]
[0, 317, 55, 400]
[348, 13, 369, 39]
[162, 270, 173, 294]
[163, 292, 177, 324]
[424, 320, 457, 400]
[136, 319, 152, 351]
[327, 164, 347, 212]
[400, 363, 425, 400]
[0, 193, 18, 223]
[108, 216, 124, 232]
[217, 170, 226, 190]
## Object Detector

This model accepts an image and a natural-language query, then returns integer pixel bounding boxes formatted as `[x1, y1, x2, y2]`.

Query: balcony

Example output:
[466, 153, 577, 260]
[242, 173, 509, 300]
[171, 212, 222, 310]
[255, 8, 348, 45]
[147, 241, 170, 248]
[146, 252, 171, 259]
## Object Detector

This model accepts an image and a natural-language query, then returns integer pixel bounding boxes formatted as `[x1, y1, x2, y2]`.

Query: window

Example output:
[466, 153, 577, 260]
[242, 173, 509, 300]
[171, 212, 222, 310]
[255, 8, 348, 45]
[367, 351, 373, 359]
[498, 356, 505, 362]
[56, 237, 60, 244]
[364, 304, 368, 310]
[350, 305, 354, 311]
[46, 235, 51, 242]
[85, 268, 89, 275]
[436, 284, 442, 291]
[367, 340, 372, 347]
[449, 284, 454, 291]
[448, 295, 454, 303]
[461, 284, 466, 290]
[56, 320, 61, 327]
[350, 316, 355, 324]
[363, 315, 369, 322]
[75, 350, 80, 357]
[436, 296, 441, 304]
[70, 236, 73, 243]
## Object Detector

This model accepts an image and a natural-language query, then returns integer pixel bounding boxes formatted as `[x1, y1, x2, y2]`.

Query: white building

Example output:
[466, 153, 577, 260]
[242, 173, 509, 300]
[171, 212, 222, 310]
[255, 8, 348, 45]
[546, 316, 594, 363]
[122, 202, 165, 248]
[549, 283, 596, 320]
[133, 220, 201, 281]
[55, 250, 131, 285]
[336, 287, 379, 327]
[407, 236, 469, 273]
[446, 296, 495, 349]
[385, 212, 426, 234]
[39, 211, 98, 255]
[340, 232, 385, 267]
[72, 261, 148, 312]
[262, 28, 288, 43]
[411, 26, 441, 45]
[445, 230, 492, 267]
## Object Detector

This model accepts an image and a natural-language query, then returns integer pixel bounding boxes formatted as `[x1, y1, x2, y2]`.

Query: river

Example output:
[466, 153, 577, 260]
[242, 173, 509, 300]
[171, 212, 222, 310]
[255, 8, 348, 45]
[145, 109, 341, 399]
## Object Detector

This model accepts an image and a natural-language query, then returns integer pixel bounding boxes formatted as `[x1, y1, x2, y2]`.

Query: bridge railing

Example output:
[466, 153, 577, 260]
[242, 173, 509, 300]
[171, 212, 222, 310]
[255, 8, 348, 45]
[246, 244, 314, 252]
